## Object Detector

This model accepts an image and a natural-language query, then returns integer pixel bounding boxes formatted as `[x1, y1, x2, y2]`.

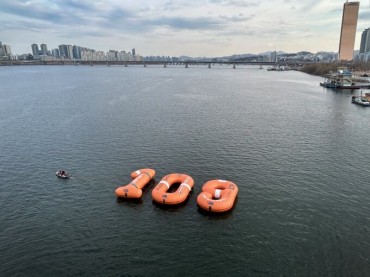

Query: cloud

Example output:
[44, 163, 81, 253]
[1, 19, 42, 32]
[153, 17, 222, 30]
[359, 9, 370, 21]
[0, 0, 98, 26]
[101, 7, 135, 26]
[0, 0, 361, 56]
[1, 1, 66, 23]
[218, 14, 255, 22]
[59, 0, 95, 12]
[208, 0, 259, 7]
[223, 1, 259, 7]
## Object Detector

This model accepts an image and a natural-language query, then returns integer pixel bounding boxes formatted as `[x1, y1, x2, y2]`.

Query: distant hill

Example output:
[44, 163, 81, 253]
[167, 50, 318, 62]
[258, 51, 287, 56]
[297, 51, 313, 56]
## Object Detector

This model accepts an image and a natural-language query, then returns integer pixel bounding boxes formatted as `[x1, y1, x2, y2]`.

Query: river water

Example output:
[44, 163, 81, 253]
[0, 65, 369, 276]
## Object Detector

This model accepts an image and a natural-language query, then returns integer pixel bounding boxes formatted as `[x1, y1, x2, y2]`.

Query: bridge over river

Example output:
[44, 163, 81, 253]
[0, 60, 306, 69]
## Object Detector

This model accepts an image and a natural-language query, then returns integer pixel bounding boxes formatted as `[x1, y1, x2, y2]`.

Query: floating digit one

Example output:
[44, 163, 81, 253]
[152, 173, 194, 205]
[197, 180, 238, 212]
[115, 168, 156, 199]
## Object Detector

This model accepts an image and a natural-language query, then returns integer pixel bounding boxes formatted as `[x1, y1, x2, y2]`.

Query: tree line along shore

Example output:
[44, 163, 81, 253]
[301, 62, 370, 77]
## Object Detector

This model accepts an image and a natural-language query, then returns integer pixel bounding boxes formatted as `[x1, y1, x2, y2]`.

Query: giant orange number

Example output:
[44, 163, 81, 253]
[197, 180, 238, 212]
[115, 168, 156, 199]
[152, 173, 194, 205]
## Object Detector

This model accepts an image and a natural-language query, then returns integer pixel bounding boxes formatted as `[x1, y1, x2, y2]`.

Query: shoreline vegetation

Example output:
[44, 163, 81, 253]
[301, 62, 370, 77]
[301, 63, 338, 76]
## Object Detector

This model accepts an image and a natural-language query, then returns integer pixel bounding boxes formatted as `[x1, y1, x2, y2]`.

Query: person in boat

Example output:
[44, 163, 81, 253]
[58, 170, 65, 176]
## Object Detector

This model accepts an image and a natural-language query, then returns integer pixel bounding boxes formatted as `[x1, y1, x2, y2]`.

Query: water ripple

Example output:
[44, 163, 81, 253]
[0, 66, 370, 276]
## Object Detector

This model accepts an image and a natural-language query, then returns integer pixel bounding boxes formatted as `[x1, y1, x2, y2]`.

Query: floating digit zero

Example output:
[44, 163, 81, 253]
[152, 173, 194, 205]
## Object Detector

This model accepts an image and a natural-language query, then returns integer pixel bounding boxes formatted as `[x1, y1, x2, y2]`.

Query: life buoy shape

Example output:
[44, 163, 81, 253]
[115, 168, 156, 199]
[152, 173, 194, 205]
[197, 180, 238, 212]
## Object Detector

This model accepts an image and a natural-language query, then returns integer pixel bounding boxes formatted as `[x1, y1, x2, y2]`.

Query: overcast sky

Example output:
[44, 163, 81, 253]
[1, 0, 370, 56]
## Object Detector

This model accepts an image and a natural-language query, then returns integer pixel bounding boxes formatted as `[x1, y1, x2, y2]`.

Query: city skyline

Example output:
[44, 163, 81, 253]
[1, 0, 370, 56]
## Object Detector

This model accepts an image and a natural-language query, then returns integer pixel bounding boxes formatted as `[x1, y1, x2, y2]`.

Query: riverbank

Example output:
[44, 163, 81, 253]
[301, 63, 370, 77]
[300, 63, 338, 76]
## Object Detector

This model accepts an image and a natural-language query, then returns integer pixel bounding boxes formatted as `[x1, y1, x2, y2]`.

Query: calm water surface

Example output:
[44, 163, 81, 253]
[0, 65, 370, 276]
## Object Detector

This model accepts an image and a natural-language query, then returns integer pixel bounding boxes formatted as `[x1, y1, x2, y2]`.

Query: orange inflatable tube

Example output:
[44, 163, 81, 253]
[115, 168, 156, 199]
[152, 173, 194, 205]
[197, 179, 238, 212]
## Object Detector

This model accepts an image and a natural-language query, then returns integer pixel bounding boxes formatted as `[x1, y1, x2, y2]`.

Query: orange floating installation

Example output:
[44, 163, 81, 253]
[152, 173, 194, 205]
[197, 179, 238, 212]
[115, 168, 156, 199]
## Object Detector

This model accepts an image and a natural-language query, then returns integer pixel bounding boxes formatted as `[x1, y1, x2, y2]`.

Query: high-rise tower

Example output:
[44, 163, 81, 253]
[360, 28, 370, 54]
[31, 43, 39, 56]
[338, 1, 360, 61]
[40, 44, 48, 55]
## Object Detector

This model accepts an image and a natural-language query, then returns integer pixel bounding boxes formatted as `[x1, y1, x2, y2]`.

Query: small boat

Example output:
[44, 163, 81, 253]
[320, 68, 370, 89]
[152, 173, 194, 205]
[352, 96, 370, 106]
[115, 168, 156, 198]
[56, 170, 70, 179]
[320, 82, 340, 88]
[197, 179, 238, 213]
